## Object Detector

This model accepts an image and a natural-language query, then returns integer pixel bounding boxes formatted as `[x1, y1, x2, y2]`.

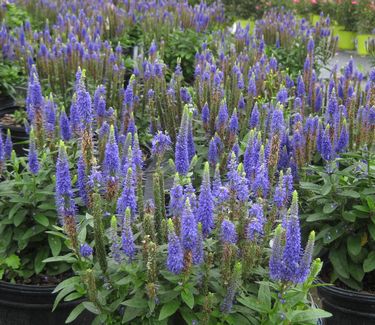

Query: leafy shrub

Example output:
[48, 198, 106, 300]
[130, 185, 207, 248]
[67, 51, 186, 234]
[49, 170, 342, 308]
[163, 28, 207, 83]
[300, 149, 375, 291]
[335, 0, 358, 31]
[356, 0, 375, 34]
[0, 149, 72, 282]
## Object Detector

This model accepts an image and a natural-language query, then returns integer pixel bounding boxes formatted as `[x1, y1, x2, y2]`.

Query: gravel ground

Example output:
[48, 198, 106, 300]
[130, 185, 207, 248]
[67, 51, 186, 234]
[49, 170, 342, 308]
[320, 50, 373, 79]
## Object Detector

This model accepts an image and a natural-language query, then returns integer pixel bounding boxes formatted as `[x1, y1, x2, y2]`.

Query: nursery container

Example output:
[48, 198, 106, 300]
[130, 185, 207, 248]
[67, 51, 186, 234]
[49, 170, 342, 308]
[0, 106, 28, 155]
[332, 25, 344, 38]
[236, 19, 255, 34]
[317, 280, 375, 325]
[311, 14, 321, 26]
[356, 34, 374, 56]
[337, 30, 356, 50]
[0, 96, 15, 111]
[0, 281, 93, 325]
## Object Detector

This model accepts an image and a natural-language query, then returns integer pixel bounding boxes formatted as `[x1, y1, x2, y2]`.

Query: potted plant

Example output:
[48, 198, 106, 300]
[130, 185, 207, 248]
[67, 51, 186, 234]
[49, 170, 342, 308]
[300, 148, 375, 324]
[292, 0, 313, 21]
[50, 129, 330, 324]
[335, 0, 358, 50]
[0, 133, 92, 324]
[356, 0, 375, 55]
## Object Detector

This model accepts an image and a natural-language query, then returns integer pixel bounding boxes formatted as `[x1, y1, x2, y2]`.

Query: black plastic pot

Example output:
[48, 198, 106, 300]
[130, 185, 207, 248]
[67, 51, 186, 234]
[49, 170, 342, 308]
[0, 106, 28, 156]
[317, 280, 375, 324]
[0, 96, 16, 111]
[0, 281, 93, 325]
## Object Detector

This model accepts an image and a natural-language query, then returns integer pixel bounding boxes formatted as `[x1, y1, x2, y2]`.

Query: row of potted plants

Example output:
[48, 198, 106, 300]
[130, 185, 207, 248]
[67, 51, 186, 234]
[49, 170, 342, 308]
[299, 0, 375, 54]
[239, 0, 375, 55]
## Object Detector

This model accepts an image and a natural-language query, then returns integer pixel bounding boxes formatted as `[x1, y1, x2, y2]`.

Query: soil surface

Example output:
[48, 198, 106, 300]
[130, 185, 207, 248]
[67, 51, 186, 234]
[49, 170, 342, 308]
[4, 272, 72, 286]
[0, 113, 22, 127]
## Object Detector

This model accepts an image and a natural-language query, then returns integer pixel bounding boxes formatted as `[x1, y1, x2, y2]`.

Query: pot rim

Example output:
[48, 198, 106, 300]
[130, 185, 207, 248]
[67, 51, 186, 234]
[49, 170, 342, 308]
[316, 278, 375, 301]
[0, 280, 57, 293]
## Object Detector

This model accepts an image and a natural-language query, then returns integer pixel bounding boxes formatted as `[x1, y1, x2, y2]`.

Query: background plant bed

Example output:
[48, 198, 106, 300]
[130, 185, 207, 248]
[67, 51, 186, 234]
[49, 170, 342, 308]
[317, 279, 375, 325]
[0, 281, 94, 325]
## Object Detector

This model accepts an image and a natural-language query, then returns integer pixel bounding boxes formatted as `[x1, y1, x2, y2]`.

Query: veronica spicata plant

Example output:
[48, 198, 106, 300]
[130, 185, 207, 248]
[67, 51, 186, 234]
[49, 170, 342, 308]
[300, 149, 375, 291]
[0, 137, 73, 283]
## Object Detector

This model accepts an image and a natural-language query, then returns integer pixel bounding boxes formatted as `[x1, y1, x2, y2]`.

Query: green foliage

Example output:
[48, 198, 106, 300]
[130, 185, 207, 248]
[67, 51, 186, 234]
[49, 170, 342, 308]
[220, 0, 269, 20]
[12, 108, 28, 125]
[356, 0, 375, 34]
[0, 61, 26, 99]
[335, 0, 358, 31]
[300, 149, 375, 290]
[163, 28, 207, 83]
[0, 254, 20, 280]
[52, 176, 326, 324]
[0, 150, 71, 281]
[3, 3, 29, 28]
[238, 259, 331, 324]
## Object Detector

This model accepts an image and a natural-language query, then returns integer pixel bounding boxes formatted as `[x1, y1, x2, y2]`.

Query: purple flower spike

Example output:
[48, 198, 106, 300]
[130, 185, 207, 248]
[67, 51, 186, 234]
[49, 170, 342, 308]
[181, 198, 198, 251]
[167, 221, 184, 274]
[122, 208, 136, 261]
[56, 141, 75, 223]
[103, 126, 120, 177]
[80, 243, 93, 257]
[197, 162, 214, 236]
[28, 129, 39, 175]
[220, 219, 237, 244]
[151, 131, 172, 157]
[247, 203, 265, 240]
[4, 130, 12, 159]
[175, 107, 190, 175]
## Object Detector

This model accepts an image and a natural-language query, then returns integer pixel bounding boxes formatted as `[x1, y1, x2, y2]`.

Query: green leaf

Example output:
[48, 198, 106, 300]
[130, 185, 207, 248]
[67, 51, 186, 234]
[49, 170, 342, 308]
[53, 276, 81, 293]
[368, 224, 375, 241]
[4, 254, 20, 269]
[38, 203, 56, 210]
[329, 247, 349, 279]
[342, 211, 356, 222]
[339, 190, 360, 198]
[34, 247, 49, 274]
[13, 210, 27, 227]
[291, 309, 331, 322]
[237, 296, 268, 313]
[34, 214, 49, 227]
[257, 282, 271, 310]
[158, 300, 180, 321]
[321, 183, 332, 195]
[305, 212, 326, 222]
[21, 225, 45, 240]
[323, 202, 338, 214]
[8, 202, 22, 219]
[65, 303, 85, 323]
[348, 263, 365, 283]
[53, 285, 77, 311]
[363, 251, 375, 273]
[48, 235, 62, 257]
[43, 254, 76, 264]
[122, 306, 143, 323]
[122, 297, 148, 308]
[366, 196, 375, 211]
[181, 289, 194, 309]
[64, 292, 83, 302]
[353, 205, 369, 213]
[180, 307, 196, 325]
[82, 302, 100, 315]
[299, 182, 321, 192]
[347, 236, 361, 256]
